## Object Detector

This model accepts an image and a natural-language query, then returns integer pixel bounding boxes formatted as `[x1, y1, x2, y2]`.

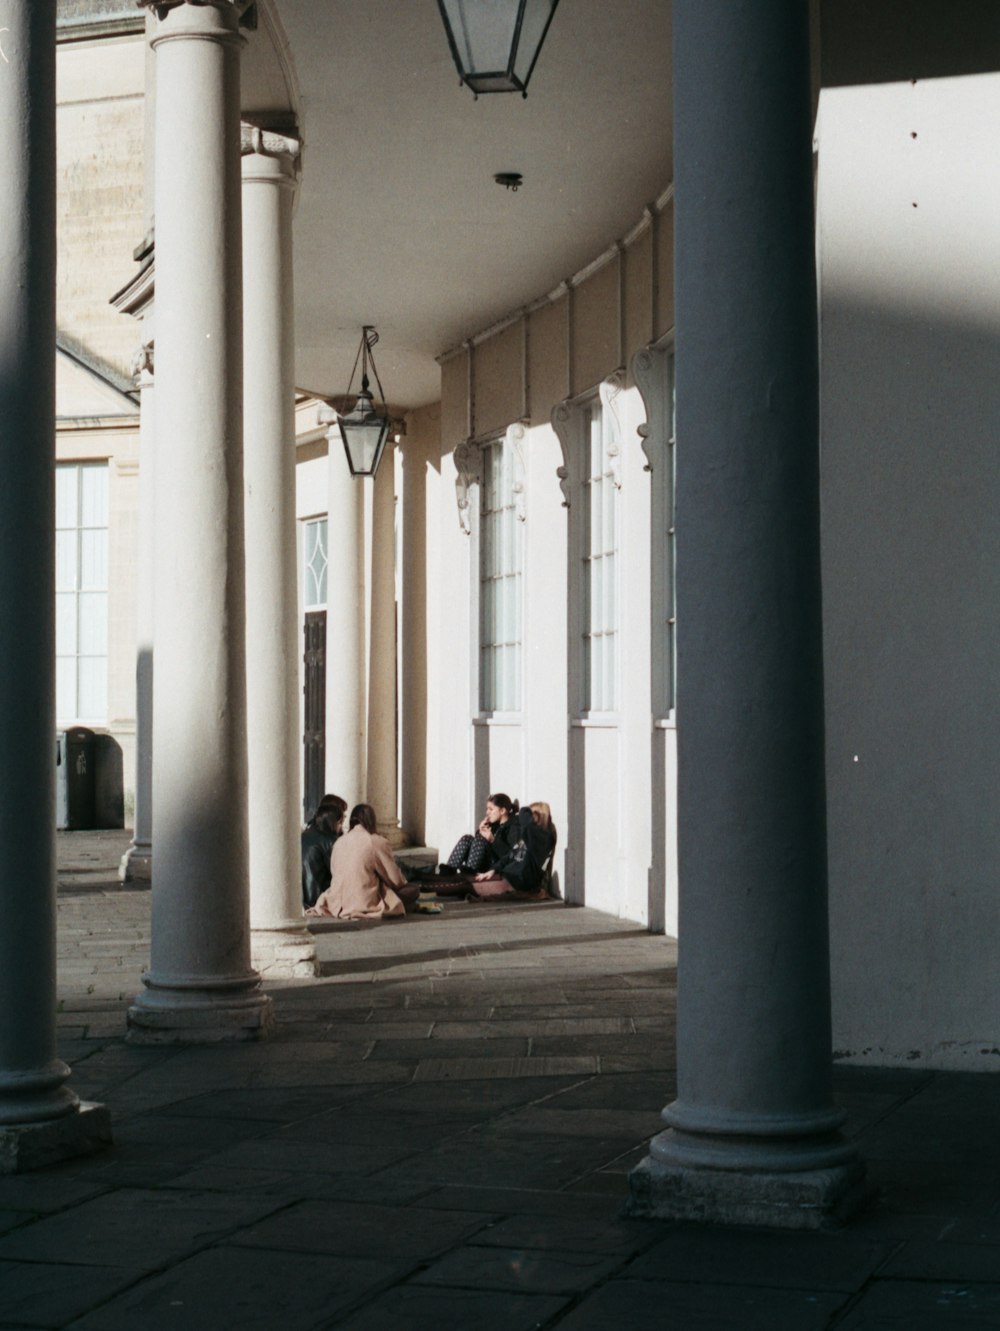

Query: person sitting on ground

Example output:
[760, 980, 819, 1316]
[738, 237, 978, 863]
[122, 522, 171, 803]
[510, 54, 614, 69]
[300, 795, 347, 910]
[306, 802, 419, 920]
[470, 802, 557, 900]
[443, 793, 521, 875]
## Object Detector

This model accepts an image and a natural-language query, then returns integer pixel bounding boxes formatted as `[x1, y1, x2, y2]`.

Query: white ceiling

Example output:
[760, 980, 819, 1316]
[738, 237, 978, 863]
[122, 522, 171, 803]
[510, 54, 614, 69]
[243, 0, 673, 409]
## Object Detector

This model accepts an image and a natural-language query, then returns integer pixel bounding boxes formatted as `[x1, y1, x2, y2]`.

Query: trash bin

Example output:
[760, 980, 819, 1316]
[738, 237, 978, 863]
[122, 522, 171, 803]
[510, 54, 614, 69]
[56, 727, 97, 830]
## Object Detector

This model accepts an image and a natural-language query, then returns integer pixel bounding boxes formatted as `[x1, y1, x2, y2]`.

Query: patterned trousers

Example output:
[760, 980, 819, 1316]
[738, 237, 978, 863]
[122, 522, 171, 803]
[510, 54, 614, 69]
[446, 833, 493, 872]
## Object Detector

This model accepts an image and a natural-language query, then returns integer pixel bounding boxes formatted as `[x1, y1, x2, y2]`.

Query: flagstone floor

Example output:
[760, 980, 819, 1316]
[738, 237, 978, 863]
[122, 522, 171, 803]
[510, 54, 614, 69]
[0, 831, 997, 1329]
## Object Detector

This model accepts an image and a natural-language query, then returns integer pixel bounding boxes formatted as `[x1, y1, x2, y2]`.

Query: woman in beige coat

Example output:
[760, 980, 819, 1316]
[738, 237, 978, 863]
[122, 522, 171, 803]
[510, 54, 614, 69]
[306, 803, 419, 920]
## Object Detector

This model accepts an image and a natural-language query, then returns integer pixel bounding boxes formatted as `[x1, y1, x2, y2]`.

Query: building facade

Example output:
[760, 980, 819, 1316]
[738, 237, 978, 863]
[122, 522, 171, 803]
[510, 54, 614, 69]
[3, 0, 999, 1226]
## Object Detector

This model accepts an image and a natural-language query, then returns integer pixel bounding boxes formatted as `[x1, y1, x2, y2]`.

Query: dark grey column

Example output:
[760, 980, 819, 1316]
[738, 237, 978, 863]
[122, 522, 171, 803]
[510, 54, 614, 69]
[628, 1, 864, 1227]
[0, 0, 110, 1170]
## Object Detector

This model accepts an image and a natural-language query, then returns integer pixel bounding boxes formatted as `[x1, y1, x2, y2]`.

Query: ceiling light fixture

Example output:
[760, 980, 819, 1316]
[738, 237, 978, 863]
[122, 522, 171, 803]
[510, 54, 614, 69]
[437, 0, 561, 97]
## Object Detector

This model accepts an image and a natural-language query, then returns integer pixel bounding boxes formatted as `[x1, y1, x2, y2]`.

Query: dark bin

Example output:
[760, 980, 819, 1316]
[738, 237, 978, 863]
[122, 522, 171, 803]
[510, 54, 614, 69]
[56, 727, 97, 830]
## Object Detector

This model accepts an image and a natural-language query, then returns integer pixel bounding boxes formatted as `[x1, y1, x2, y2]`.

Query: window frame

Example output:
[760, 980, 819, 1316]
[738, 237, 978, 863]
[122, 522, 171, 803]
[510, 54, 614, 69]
[55, 460, 110, 726]
[475, 426, 525, 717]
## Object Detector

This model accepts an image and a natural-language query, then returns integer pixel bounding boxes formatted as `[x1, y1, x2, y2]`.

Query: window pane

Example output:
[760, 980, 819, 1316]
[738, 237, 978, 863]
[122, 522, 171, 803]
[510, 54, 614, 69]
[78, 592, 108, 656]
[80, 464, 108, 527]
[55, 467, 78, 529]
[304, 518, 328, 608]
[55, 531, 77, 592]
[80, 529, 108, 591]
[77, 656, 107, 721]
[56, 656, 75, 721]
[479, 436, 522, 712]
[56, 592, 77, 654]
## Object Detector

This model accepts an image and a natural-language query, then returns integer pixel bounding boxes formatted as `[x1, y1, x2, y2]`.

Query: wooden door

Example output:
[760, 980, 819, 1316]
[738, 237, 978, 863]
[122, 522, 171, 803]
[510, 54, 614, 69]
[303, 610, 326, 820]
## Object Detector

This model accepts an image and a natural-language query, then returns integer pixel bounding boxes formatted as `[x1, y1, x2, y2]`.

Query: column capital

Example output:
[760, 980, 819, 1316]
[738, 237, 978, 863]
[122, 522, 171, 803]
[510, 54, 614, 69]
[240, 122, 301, 161]
[240, 123, 302, 188]
[138, 0, 255, 21]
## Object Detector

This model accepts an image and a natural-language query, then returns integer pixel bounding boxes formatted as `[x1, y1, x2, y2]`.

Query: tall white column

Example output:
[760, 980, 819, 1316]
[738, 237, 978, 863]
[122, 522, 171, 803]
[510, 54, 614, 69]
[0, 0, 111, 1168]
[628, 1, 863, 1227]
[242, 125, 318, 975]
[367, 443, 404, 845]
[128, 0, 271, 1043]
[321, 422, 366, 807]
[120, 338, 155, 884]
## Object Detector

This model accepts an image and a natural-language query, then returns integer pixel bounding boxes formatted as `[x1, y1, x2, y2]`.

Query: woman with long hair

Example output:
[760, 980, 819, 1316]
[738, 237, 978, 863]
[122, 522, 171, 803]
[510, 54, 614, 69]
[443, 792, 521, 874]
[306, 803, 419, 920]
[300, 794, 347, 909]
[470, 801, 557, 901]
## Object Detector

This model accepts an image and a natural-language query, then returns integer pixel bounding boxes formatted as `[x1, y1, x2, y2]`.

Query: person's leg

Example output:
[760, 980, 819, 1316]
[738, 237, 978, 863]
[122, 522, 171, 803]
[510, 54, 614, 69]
[446, 834, 475, 869]
[463, 835, 493, 872]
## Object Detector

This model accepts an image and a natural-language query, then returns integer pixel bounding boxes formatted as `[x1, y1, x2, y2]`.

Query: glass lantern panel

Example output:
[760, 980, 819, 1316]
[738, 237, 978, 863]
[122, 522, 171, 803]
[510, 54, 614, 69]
[513, 0, 559, 86]
[440, 0, 518, 75]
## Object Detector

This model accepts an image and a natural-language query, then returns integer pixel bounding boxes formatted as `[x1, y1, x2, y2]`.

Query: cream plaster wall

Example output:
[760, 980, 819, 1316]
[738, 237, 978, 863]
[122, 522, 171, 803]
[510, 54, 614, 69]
[429, 196, 676, 926]
[57, 37, 145, 378]
[819, 74, 1000, 1067]
[54, 34, 145, 826]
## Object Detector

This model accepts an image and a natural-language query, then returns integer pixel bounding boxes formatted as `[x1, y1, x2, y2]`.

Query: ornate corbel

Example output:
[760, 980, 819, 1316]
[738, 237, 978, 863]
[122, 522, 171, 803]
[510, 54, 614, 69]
[632, 341, 673, 474]
[506, 421, 528, 523]
[454, 439, 481, 535]
[131, 339, 155, 384]
[550, 398, 582, 508]
[599, 367, 626, 490]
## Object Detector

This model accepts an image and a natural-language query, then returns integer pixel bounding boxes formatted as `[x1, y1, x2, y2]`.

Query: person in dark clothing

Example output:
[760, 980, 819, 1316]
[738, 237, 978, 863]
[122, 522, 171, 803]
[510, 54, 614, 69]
[444, 793, 520, 874]
[301, 796, 347, 909]
[471, 802, 556, 900]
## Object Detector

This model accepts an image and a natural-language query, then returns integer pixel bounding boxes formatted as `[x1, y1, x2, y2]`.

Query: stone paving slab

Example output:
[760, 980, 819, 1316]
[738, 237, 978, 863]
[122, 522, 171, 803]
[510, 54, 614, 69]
[554, 1279, 849, 1330]
[0, 1260, 146, 1329]
[66, 1249, 412, 1331]
[0, 830, 991, 1329]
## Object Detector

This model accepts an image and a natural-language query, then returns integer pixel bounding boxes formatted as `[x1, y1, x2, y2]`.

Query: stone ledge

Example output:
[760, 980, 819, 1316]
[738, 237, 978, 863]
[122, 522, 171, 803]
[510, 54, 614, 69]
[0, 1102, 112, 1176]
[626, 1155, 870, 1231]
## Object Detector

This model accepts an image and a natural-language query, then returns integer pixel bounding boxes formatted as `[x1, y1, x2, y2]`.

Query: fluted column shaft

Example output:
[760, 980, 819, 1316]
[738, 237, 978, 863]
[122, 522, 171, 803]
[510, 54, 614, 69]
[367, 444, 403, 844]
[242, 127, 318, 974]
[128, 0, 270, 1042]
[629, 0, 863, 1226]
[0, 0, 111, 1165]
[324, 440, 365, 806]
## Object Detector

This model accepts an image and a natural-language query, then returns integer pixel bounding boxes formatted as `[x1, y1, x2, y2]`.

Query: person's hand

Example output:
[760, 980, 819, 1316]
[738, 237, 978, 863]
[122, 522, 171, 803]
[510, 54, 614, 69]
[479, 821, 493, 841]
[475, 871, 499, 882]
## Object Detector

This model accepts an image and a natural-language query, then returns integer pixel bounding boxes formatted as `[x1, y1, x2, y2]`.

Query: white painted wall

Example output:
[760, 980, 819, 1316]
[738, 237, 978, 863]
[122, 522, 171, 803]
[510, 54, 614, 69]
[819, 74, 1000, 1067]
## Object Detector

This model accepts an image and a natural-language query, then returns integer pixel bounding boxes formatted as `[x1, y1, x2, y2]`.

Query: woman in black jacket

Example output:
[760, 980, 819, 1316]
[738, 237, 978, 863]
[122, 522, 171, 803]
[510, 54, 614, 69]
[444, 792, 521, 873]
[471, 802, 556, 900]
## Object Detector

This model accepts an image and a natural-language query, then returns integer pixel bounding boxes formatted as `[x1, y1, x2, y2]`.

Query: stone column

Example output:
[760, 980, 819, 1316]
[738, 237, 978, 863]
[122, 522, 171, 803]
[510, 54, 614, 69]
[241, 125, 318, 976]
[320, 420, 366, 808]
[128, 0, 271, 1043]
[628, 1, 864, 1227]
[120, 340, 155, 884]
[0, 0, 111, 1168]
[367, 443, 404, 845]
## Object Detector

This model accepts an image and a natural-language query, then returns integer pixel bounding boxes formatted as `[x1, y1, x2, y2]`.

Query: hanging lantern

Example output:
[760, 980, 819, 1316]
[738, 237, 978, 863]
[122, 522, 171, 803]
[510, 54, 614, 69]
[437, 0, 561, 97]
[337, 327, 390, 478]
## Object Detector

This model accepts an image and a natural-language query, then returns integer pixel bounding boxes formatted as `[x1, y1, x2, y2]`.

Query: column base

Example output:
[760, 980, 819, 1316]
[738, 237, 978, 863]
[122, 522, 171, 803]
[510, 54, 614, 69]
[378, 822, 408, 850]
[119, 841, 152, 885]
[126, 986, 273, 1045]
[627, 1153, 869, 1231]
[0, 1102, 111, 1176]
[251, 926, 320, 978]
